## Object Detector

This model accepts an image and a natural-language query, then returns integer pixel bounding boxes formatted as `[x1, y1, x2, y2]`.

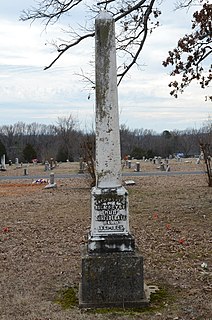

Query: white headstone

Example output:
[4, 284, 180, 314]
[1, 154, 6, 171]
[44, 172, 57, 189]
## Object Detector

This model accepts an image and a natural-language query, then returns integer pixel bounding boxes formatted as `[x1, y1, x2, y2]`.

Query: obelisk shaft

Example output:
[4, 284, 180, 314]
[95, 11, 122, 189]
[88, 10, 133, 247]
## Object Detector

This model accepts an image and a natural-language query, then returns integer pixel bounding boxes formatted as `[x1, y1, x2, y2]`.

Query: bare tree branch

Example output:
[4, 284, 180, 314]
[44, 31, 95, 70]
[116, 0, 156, 84]
[21, 0, 160, 84]
[20, 0, 211, 97]
[21, 0, 83, 25]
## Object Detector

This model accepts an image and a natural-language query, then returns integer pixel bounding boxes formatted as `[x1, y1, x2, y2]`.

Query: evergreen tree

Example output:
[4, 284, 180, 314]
[0, 139, 7, 159]
[23, 143, 37, 162]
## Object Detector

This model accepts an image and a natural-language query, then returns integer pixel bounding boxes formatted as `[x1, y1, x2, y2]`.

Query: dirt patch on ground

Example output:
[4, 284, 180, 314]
[0, 160, 211, 320]
[0, 183, 44, 197]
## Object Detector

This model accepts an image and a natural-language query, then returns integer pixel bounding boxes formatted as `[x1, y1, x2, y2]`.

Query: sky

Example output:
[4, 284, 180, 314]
[0, 0, 211, 133]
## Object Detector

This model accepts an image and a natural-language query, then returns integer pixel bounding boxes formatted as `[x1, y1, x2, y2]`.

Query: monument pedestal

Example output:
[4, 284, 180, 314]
[79, 245, 149, 308]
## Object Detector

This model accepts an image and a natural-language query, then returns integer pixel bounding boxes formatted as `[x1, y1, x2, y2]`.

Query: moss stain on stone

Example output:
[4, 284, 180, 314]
[96, 169, 112, 180]
[96, 19, 112, 122]
[54, 284, 178, 314]
[54, 286, 78, 309]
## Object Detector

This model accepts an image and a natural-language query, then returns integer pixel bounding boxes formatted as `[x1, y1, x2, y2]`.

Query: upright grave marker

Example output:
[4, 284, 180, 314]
[79, 10, 149, 308]
[88, 10, 134, 252]
[15, 158, 19, 167]
[0, 154, 6, 171]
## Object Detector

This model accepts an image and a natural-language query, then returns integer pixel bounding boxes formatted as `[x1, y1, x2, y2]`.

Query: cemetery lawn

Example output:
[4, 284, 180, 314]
[0, 161, 211, 320]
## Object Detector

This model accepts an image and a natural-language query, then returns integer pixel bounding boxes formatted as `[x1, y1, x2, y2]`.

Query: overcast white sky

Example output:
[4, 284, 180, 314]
[0, 0, 211, 133]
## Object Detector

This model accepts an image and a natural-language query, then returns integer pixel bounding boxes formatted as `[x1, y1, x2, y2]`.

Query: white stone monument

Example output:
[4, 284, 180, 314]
[0, 154, 6, 171]
[44, 172, 57, 189]
[87, 10, 134, 253]
[79, 11, 149, 309]
[15, 158, 19, 167]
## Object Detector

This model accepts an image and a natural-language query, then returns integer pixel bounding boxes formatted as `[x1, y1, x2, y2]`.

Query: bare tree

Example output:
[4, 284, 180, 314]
[200, 142, 212, 187]
[81, 134, 96, 186]
[20, 0, 161, 85]
[54, 114, 79, 161]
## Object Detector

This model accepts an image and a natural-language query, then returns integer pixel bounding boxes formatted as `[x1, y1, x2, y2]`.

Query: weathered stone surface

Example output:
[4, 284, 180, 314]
[0, 154, 6, 171]
[90, 186, 130, 237]
[87, 233, 135, 253]
[95, 11, 121, 189]
[79, 11, 148, 309]
[79, 245, 149, 308]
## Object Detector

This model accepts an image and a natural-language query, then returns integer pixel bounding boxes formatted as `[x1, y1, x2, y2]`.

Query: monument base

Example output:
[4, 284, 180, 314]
[79, 244, 149, 309]
[87, 233, 135, 253]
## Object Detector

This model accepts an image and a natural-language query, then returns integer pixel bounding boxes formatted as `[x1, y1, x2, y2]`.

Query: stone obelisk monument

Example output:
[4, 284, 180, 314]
[88, 10, 134, 252]
[79, 10, 149, 308]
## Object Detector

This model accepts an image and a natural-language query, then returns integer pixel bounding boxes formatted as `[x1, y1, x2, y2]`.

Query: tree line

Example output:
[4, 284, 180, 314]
[0, 115, 211, 164]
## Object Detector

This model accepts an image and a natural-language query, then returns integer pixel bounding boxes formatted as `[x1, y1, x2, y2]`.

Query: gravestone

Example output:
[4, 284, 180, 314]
[0, 154, 6, 171]
[78, 157, 85, 174]
[44, 172, 57, 189]
[196, 158, 200, 165]
[15, 158, 19, 167]
[50, 158, 54, 170]
[44, 161, 50, 171]
[166, 165, 171, 172]
[160, 163, 165, 171]
[136, 161, 140, 172]
[79, 11, 149, 309]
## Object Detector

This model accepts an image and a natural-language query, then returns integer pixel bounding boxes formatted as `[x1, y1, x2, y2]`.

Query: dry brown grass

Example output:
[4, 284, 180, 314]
[0, 160, 211, 320]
